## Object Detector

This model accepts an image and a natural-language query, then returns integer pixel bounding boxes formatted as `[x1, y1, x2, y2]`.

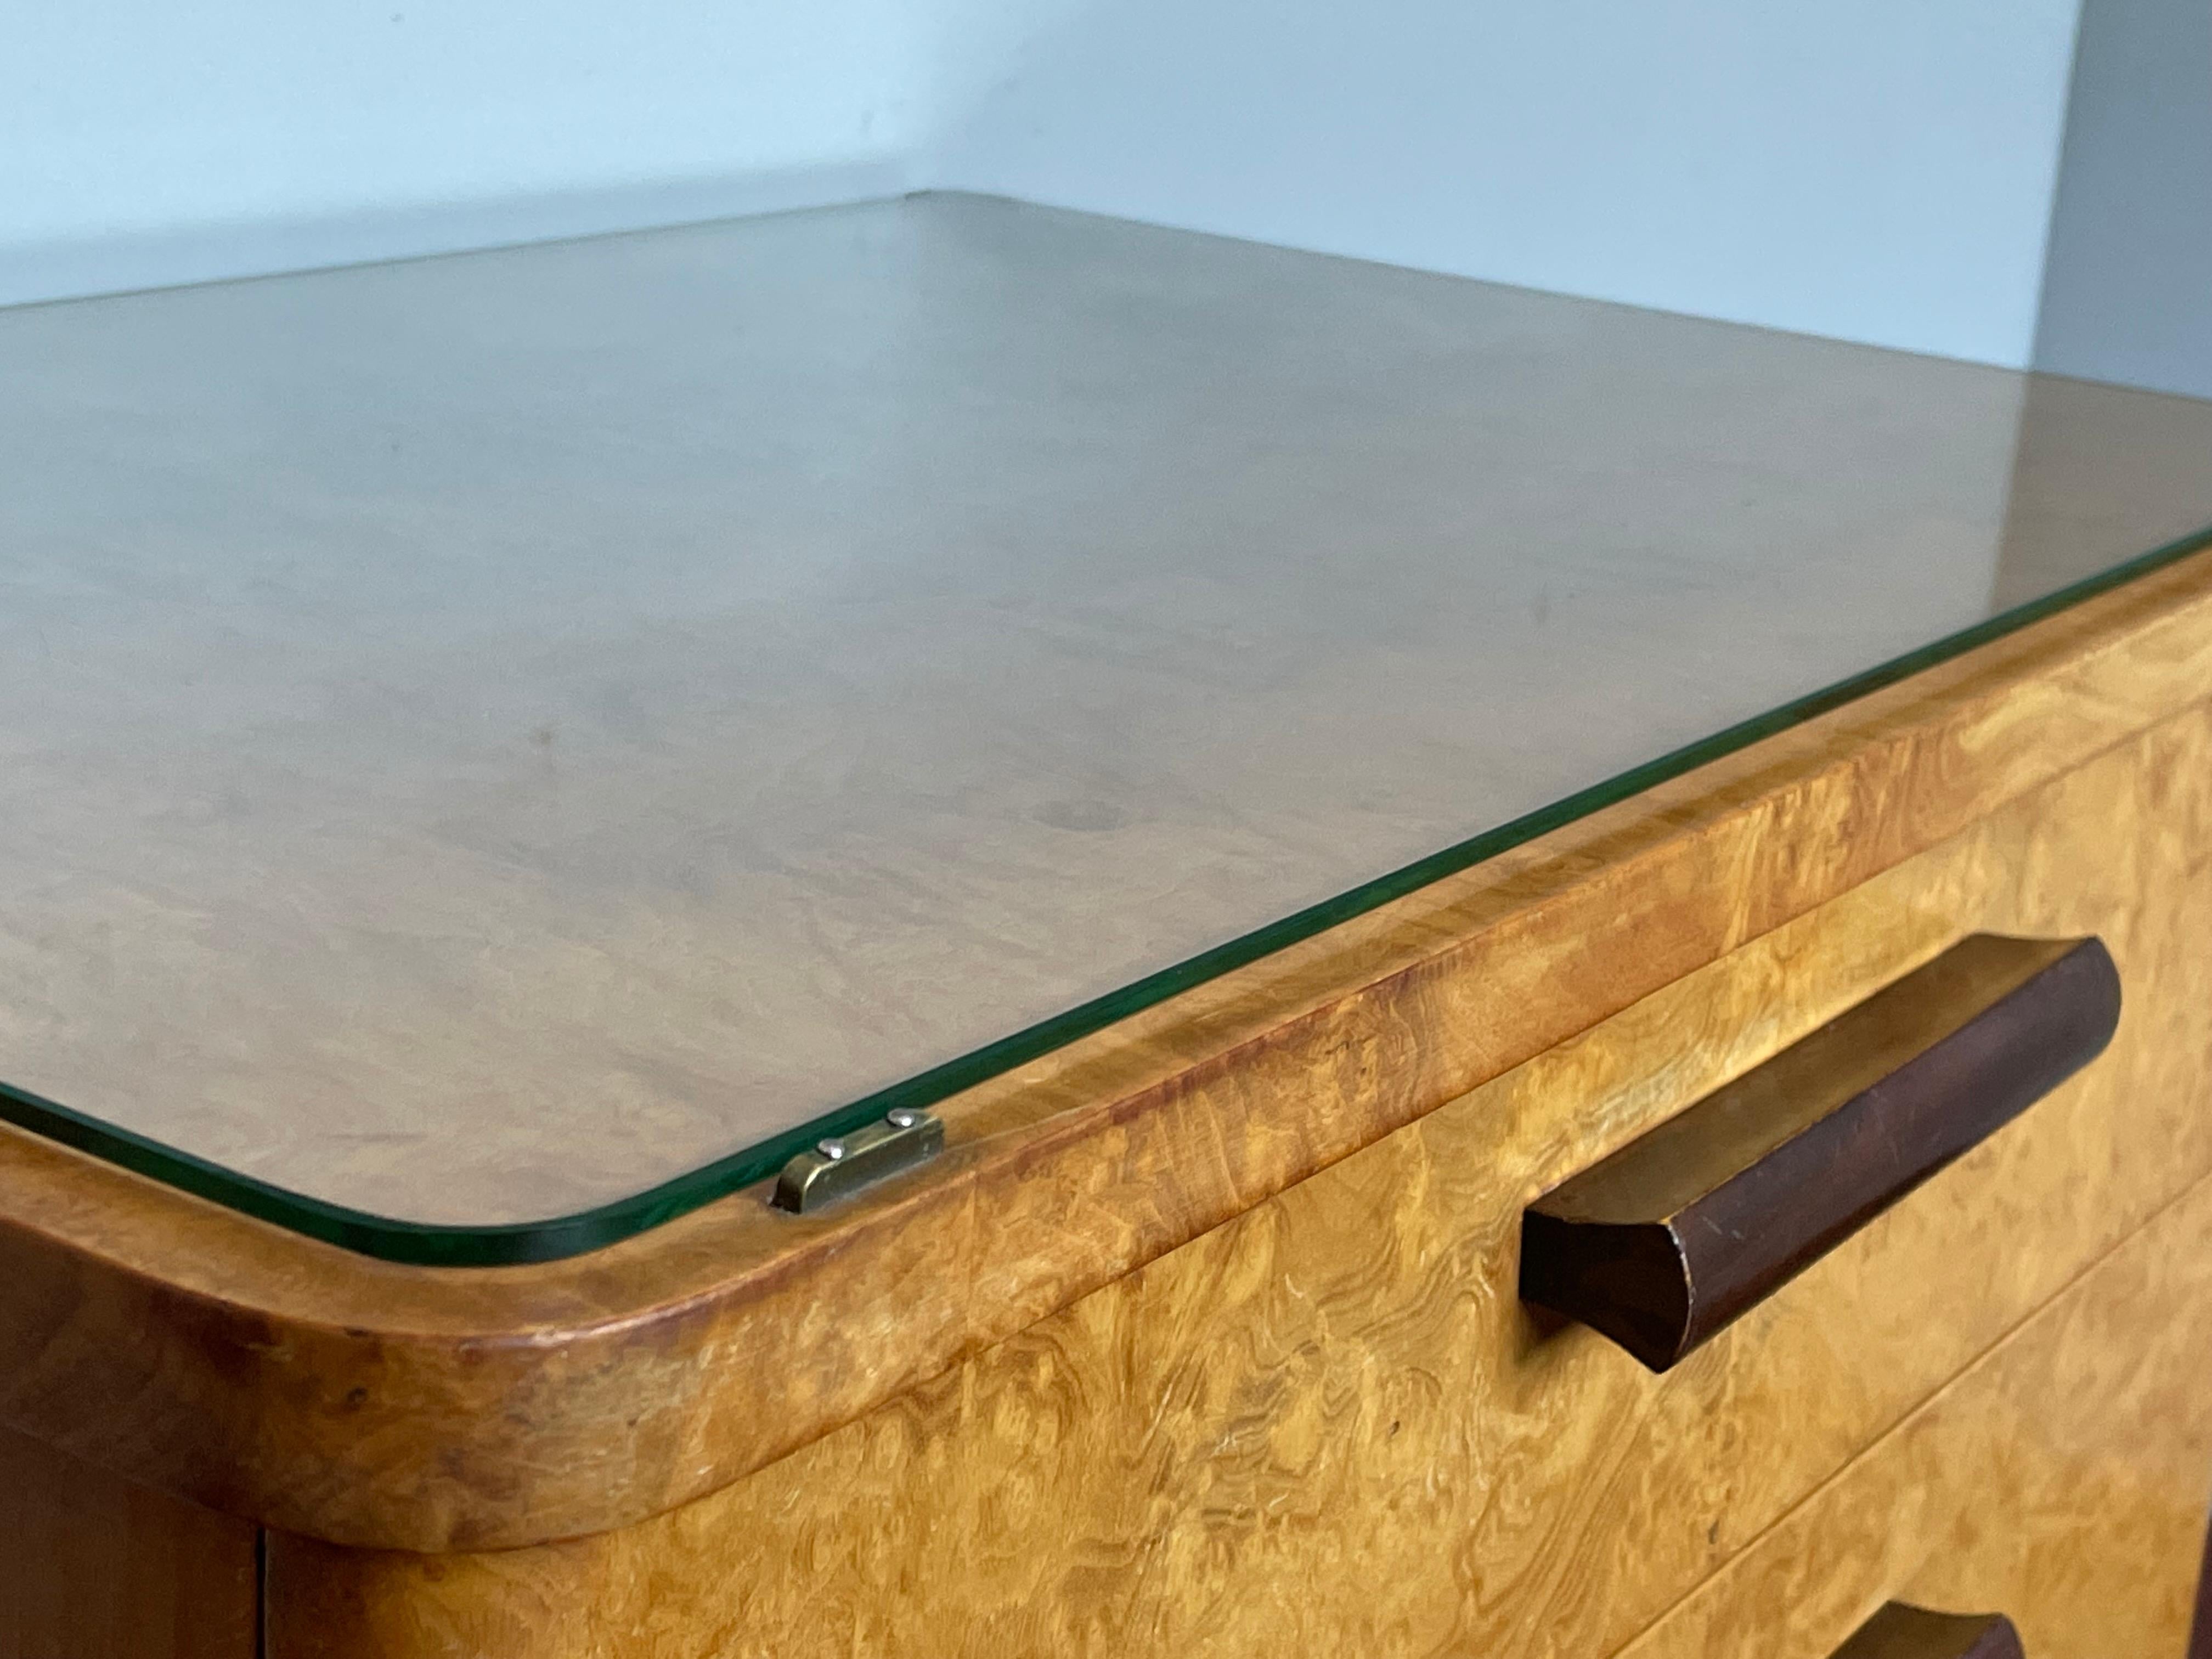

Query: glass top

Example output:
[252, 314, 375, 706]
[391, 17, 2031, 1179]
[3, 192, 2210, 1264]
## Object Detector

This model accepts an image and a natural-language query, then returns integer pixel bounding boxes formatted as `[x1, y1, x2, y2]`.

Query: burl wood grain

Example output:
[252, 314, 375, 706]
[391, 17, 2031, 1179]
[0, 1421, 258, 1659]
[264, 701, 2212, 1657]
[1618, 1171, 2212, 1659]
[10, 541, 2212, 1554]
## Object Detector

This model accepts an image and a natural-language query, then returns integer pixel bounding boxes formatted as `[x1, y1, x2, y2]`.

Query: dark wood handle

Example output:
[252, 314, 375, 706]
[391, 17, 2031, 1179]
[1520, 933, 2120, 1371]
[1827, 1602, 2024, 1658]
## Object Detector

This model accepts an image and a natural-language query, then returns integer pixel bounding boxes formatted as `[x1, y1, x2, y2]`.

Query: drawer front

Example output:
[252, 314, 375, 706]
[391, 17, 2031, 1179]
[268, 703, 2212, 1658]
[1616, 1166, 2212, 1659]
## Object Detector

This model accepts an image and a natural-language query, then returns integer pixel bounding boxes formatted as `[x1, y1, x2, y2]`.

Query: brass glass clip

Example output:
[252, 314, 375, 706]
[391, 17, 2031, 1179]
[771, 1108, 944, 1214]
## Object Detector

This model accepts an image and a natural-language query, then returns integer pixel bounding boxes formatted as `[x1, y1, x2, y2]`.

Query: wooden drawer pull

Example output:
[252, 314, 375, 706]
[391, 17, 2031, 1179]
[1520, 933, 2120, 1371]
[1827, 1602, 2024, 1658]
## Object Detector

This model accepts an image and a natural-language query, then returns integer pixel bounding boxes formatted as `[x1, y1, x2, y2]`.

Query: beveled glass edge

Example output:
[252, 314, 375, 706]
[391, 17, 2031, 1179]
[5, 518, 2209, 1268]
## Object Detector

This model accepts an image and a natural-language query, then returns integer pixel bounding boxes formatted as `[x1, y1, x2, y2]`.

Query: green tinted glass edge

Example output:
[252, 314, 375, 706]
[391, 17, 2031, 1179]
[6, 523, 2209, 1267]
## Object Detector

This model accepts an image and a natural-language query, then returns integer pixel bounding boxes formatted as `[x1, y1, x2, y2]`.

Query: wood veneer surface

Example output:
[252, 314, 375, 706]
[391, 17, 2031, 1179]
[1618, 1172, 2212, 1659]
[262, 702, 2212, 1655]
[0, 1421, 258, 1659]
[8, 545, 2212, 1552]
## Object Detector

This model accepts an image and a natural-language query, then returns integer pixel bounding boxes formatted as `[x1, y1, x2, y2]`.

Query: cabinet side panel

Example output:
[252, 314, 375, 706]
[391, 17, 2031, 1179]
[0, 1423, 258, 1659]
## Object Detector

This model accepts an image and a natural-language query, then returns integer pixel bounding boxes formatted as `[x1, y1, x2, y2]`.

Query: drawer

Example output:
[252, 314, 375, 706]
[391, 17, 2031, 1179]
[1616, 1166, 2212, 1659]
[268, 703, 2212, 1657]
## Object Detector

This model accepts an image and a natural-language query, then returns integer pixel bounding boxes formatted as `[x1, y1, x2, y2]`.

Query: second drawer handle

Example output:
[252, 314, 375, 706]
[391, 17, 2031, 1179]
[1828, 1602, 2024, 1658]
[1520, 933, 2121, 1372]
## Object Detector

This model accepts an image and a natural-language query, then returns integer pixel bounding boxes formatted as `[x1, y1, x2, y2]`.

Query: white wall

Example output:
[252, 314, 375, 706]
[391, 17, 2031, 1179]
[0, 0, 932, 303]
[1, 0, 2087, 368]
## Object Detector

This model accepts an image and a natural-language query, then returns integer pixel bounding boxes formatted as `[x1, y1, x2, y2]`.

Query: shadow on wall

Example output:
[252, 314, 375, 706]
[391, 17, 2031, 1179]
[2032, 0, 2212, 399]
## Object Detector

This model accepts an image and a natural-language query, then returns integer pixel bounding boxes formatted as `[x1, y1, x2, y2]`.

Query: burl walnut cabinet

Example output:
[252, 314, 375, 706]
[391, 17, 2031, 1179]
[4, 194, 2212, 1658]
